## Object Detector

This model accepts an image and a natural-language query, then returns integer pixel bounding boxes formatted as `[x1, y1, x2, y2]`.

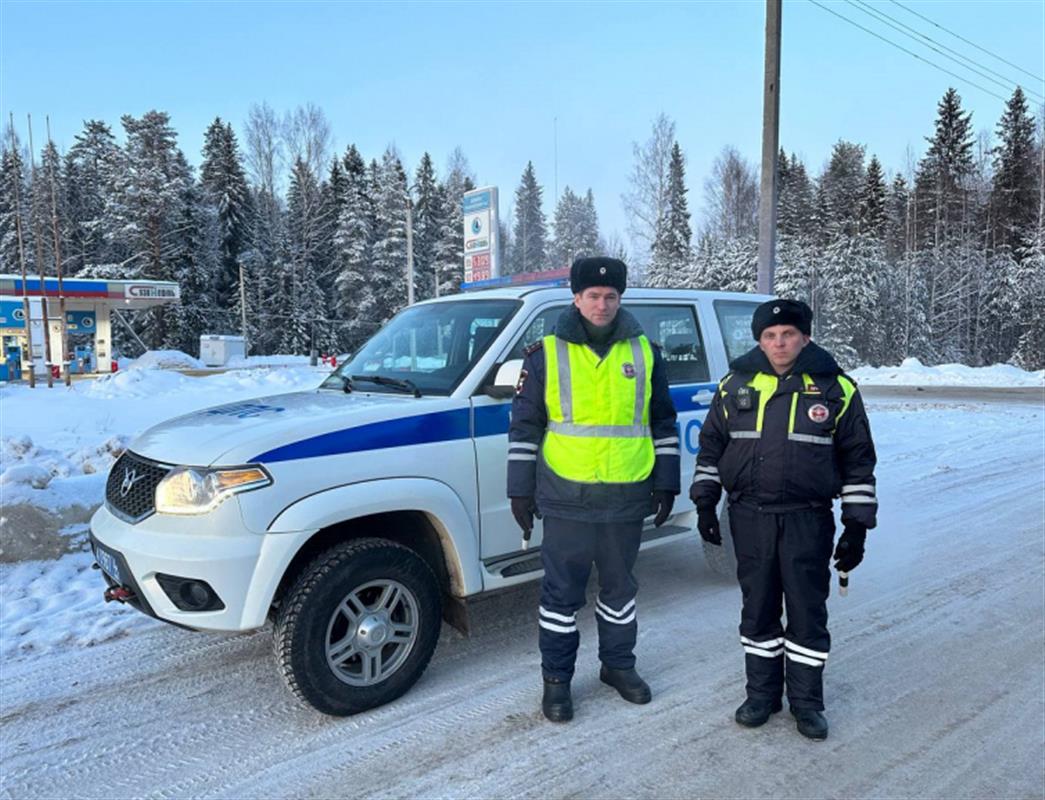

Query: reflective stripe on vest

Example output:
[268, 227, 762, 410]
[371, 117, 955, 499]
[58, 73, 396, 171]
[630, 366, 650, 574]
[543, 334, 654, 483]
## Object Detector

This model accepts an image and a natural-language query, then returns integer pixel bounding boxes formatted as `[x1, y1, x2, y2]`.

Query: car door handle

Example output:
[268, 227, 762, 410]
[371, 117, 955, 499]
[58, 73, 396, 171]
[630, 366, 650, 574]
[691, 389, 715, 404]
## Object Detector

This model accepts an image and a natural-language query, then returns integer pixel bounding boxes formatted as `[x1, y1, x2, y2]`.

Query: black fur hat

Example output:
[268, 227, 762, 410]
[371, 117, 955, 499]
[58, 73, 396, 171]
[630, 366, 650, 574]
[570, 256, 627, 295]
[751, 299, 813, 340]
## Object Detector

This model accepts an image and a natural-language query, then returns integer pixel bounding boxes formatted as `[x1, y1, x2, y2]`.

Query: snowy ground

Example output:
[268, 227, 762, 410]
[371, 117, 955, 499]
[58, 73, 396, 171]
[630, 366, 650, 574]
[1, 360, 1043, 798]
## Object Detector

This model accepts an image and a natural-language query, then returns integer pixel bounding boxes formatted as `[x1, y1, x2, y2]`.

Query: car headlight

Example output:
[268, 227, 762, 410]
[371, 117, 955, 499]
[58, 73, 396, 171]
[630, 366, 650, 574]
[155, 465, 272, 515]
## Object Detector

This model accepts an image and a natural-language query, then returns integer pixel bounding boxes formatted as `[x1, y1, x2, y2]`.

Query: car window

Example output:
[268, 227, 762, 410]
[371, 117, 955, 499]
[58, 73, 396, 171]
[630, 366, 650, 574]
[626, 304, 710, 384]
[321, 299, 520, 395]
[506, 305, 568, 360]
[713, 300, 761, 364]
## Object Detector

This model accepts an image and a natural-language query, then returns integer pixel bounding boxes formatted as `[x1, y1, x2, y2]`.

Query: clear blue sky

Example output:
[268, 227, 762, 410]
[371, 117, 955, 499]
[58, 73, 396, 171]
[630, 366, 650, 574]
[1, 0, 1042, 251]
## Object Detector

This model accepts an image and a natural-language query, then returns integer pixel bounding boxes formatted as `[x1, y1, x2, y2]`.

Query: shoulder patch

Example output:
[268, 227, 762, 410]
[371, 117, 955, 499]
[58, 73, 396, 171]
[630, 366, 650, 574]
[524, 340, 544, 356]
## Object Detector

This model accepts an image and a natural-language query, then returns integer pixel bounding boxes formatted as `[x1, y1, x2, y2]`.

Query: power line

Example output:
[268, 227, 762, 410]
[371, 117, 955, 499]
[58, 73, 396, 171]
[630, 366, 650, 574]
[808, 0, 1010, 103]
[889, 0, 1044, 85]
[848, 0, 1044, 103]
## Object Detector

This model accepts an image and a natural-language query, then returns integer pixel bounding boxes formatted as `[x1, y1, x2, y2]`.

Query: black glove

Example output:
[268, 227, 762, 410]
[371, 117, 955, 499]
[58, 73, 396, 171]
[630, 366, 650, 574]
[697, 505, 721, 546]
[833, 523, 867, 572]
[510, 496, 540, 540]
[652, 491, 674, 527]
[688, 481, 703, 506]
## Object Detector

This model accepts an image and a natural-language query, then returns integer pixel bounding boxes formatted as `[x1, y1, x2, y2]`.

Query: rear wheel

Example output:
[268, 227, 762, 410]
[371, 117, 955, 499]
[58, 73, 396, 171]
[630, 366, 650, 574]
[274, 537, 442, 716]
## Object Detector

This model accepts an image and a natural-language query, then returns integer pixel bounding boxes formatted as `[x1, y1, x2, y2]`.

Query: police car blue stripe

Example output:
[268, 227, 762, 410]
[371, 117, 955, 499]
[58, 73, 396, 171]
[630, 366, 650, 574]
[473, 403, 511, 437]
[670, 382, 717, 413]
[252, 382, 717, 464]
[251, 408, 471, 463]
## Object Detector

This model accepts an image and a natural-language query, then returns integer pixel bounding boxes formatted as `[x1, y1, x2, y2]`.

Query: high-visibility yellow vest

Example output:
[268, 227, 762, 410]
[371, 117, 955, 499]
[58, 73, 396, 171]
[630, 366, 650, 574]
[542, 334, 655, 484]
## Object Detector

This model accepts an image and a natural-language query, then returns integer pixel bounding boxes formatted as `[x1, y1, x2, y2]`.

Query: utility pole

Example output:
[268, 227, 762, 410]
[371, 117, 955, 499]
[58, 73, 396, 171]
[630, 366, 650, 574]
[756, 0, 782, 296]
[238, 262, 249, 354]
[8, 114, 34, 386]
[46, 117, 71, 386]
[406, 199, 415, 305]
[26, 115, 53, 387]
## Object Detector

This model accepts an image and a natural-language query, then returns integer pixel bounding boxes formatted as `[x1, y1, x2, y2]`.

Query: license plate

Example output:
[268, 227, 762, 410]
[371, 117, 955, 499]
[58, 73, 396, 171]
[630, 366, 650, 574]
[95, 545, 122, 584]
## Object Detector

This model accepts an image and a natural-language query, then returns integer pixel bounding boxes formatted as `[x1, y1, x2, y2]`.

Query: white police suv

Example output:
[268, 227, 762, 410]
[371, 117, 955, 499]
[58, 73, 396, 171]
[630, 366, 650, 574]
[90, 286, 767, 715]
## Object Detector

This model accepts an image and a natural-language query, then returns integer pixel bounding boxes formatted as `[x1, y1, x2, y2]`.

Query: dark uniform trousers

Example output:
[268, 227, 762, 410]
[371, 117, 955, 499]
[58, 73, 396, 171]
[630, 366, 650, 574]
[538, 516, 642, 681]
[730, 503, 834, 711]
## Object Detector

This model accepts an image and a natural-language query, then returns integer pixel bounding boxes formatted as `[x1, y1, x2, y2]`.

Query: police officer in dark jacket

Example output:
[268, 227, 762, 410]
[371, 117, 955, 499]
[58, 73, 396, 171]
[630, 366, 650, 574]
[690, 299, 877, 740]
[508, 257, 680, 722]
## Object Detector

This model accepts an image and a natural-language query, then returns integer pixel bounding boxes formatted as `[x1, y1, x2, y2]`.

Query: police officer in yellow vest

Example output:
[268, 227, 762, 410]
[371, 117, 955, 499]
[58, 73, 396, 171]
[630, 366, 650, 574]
[508, 257, 680, 723]
[690, 299, 878, 741]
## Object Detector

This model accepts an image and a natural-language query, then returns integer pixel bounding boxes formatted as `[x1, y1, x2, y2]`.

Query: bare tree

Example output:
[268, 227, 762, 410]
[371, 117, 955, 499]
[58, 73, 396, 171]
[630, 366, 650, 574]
[621, 113, 676, 266]
[702, 145, 759, 241]
[281, 103, 331, 180]
[244, 102, 283, 197]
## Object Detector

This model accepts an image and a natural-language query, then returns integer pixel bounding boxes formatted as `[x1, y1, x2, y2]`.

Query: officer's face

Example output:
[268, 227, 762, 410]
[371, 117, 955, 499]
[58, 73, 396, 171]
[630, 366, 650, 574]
[574, 287, 621, 327]
[758, 325, 810, 374]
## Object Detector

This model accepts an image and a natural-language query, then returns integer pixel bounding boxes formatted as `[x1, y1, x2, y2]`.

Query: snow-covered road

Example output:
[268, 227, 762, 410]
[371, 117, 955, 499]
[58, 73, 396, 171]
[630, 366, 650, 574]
[1, 392, 1043, 800]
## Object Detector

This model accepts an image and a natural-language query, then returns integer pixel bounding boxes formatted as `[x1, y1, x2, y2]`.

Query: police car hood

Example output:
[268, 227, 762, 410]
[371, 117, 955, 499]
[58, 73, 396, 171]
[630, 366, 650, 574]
[129, 389, 461, 467]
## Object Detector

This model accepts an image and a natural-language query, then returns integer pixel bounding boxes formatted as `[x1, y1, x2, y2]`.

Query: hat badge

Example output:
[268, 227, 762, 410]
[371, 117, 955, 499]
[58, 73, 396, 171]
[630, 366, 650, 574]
[599, 266, 607, 275]
[773, 306, 780, 314]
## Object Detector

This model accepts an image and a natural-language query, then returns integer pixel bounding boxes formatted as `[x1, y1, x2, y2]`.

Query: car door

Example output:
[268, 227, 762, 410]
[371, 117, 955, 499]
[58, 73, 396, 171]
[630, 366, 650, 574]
[472, 303, 568, 563]
[625, 302, 716, 511]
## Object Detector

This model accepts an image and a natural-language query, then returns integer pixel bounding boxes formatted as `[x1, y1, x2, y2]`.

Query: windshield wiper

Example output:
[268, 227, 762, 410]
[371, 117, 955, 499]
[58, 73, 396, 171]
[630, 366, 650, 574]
[351, 374, 423, 398]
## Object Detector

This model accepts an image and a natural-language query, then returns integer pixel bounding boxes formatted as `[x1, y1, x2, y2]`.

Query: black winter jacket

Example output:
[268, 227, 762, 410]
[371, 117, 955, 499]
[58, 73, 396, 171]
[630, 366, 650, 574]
[507, 306, 680, 523]
[691, 342, 878, 529]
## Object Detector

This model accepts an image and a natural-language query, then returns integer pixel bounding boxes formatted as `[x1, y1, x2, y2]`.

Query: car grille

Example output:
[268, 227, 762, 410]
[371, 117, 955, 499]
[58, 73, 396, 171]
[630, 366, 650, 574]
[105, 451, 171, 523]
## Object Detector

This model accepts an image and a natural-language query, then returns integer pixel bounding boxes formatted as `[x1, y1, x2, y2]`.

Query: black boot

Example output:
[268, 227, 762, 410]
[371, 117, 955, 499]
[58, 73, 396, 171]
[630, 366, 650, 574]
[542, 677, 573, 722]
[734, 697, 783, 728]
[791, 707, 829, 740]
[599, 665, 652, 704]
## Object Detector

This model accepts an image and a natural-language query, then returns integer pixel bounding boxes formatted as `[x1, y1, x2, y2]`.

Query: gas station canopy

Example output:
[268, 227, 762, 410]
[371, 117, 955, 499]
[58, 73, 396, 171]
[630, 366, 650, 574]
[0, 274, 181, 377]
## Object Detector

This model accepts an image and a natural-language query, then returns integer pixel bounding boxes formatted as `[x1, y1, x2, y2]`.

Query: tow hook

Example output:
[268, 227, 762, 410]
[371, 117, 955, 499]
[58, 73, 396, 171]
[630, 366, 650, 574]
[104, 586, 135, 604]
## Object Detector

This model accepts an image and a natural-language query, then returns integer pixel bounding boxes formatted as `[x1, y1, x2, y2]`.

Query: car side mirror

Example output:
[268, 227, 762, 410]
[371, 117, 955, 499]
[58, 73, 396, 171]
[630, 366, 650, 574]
[484, 358, 523, 399]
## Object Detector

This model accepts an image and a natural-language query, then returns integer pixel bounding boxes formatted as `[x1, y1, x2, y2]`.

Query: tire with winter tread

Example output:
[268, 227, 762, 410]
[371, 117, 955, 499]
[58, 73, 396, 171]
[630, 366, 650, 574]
[274, 537, 442, 716]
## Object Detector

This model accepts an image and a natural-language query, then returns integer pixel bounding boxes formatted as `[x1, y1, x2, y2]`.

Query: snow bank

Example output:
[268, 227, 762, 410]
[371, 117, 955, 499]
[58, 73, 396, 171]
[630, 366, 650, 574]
[0, 364, 329, 516]
[0, 545, 156, 657]
[852, 357, 1044, 387]
[126, 349, 204, 370]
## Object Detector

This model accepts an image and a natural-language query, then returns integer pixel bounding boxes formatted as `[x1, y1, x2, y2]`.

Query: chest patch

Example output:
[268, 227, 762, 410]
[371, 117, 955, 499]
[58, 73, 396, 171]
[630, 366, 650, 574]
[621, 362, 636, 379]
[807, 403, 830, 423]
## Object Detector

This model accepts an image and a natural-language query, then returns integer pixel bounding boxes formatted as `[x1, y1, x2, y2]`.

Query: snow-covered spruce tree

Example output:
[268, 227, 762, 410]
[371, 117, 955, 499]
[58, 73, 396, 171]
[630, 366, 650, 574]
[169, 153, 219, 354]
[441, 148, 475, 292]
[511, 161, 547, 274]
[0, 135, 29, 276]
[243, 184, 285, 355]
[333, 145, 375, 351]
[817, 232, 886, 368]
[27, 140, 70, 281]
[1011, 229, 1045, 369]
[104, 111, 186, 281]
[370, 148, 411, 324]
[991, 87, 1039, 254]
[913, 89, 975, 359]
[200, 118, 253, 311]
[64, 120, 121, 274]
[777, 151, 816, 240]
[550, 187, 601, 269]
[412, 152, 442, 301]
[278, 158, 327, 354]
[647, 142, 692, 287]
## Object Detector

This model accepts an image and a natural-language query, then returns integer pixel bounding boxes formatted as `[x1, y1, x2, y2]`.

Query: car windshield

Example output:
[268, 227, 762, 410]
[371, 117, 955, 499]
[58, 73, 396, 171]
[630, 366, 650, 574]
[320, 298, 520, 396]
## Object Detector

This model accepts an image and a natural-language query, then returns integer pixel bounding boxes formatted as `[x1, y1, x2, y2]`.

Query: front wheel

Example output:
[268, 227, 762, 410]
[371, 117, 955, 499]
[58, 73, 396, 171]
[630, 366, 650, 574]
[274, 538, 442, 716]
